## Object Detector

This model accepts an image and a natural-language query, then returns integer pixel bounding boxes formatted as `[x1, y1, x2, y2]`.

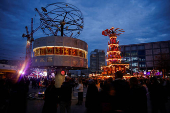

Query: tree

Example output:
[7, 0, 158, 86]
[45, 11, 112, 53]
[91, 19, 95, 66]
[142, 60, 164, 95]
[155, 53, 170, 78]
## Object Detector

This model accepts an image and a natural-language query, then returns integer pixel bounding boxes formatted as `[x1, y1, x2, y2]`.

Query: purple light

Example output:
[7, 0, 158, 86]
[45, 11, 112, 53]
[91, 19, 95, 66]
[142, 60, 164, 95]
[146, 72, 150, 75]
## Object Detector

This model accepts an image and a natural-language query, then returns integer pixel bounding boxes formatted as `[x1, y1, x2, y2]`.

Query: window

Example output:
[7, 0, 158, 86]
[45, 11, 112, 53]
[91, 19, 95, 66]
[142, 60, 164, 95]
[145, 44, 152, 49]
[138, 45, 145, 50]
[154, 55, 161, 60]
[139, 56, 145, 61]
[153, 43, 160, 48]
[131, 57, 138, 61]
[125, 52, 131, 57]
[132, 68, 138, 72]
[138, 50, 145, 55]
[139, 62, 146, 67]
[161, 48, 169, 54]
[153, 49, 160, 55]
[146, 50, 152, 55]
[132, 62, 138, 66]
[131, 51, 137, 56]
[99, 55, 105, 58]
[91, 62, 96, 66]
[161, 42, 168, 48]
[35, 59, 38, 62]
[124, 57, 131, 62]
[146, 56, 153, 61]
[99, 62, 105, 65]
[92, 54, 96, 57]
[129, 63, 132, 66]
[146, 62, 153, 67]
[125, 46, 130, 51]
[131, 46, 137, 50]
[154, 61, 160, 66]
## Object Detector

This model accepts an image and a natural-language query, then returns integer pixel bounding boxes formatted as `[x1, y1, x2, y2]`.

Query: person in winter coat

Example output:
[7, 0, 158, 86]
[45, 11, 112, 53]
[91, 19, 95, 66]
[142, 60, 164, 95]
[148, 77, 168, 113]
[76, 79, 83, 105]
[85, 79, 99, 113]
[60, 76, 72, 113]
[111, 71, 130, 113]
[42, 80, 59, 113]
[129, 77, 148, 113]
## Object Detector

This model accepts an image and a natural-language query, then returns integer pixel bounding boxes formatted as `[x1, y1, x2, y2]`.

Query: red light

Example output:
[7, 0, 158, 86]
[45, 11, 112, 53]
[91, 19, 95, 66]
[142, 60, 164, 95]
[61, 71, 65, 75]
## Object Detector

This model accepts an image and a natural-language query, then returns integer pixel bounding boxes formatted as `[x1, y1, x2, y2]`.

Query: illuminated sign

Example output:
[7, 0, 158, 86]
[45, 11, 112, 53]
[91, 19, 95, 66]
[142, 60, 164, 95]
[33, 46, 87, 58]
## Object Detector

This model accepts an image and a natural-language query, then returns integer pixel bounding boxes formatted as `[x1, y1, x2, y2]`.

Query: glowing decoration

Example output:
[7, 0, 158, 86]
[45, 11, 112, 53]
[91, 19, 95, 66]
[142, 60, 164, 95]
[43, 72, 47, 76]
[19, 70, 23, 74]
[61, 71, 65, 75]
[101, 27, 129, 76]
[33, 46, 87, 58]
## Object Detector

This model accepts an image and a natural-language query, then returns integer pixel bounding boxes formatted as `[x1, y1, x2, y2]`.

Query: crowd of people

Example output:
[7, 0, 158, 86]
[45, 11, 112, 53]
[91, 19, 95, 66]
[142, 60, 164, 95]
[0, 76, 30, 113]
[0, 72, 170, 113]
[85, 72, 170, 113]
[42, 72, 170, 113]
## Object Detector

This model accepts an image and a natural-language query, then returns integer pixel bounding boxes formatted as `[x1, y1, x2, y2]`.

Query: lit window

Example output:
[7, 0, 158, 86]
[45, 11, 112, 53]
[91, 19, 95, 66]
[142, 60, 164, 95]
[132, 62, 138, 66]
[131, 57, 138, 61]
[125, 52, 130, 56]
[139, 56, 145, 61]
[131, 51, 137, 56]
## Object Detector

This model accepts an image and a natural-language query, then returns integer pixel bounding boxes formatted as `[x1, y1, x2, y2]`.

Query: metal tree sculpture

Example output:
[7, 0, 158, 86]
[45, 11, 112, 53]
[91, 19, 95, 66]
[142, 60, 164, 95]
[102, 27, 125, 37]
[35, 2, 84, 38]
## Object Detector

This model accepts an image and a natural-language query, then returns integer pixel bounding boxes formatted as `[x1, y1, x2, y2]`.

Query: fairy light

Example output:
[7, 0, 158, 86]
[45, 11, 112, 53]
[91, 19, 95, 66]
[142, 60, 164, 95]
[101, 27, 129, 76]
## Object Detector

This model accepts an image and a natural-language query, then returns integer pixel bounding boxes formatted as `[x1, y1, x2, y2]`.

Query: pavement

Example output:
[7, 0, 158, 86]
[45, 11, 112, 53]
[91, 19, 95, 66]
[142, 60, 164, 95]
[26, 83, 87, 113]
[26, 83, 170, 113]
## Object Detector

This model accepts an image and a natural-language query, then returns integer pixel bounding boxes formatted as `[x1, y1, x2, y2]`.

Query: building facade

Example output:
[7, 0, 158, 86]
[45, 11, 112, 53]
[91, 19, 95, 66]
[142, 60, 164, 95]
[32, 36, 88, 69]
[120, 40, 170, 74]
[90, 49, 105, 73]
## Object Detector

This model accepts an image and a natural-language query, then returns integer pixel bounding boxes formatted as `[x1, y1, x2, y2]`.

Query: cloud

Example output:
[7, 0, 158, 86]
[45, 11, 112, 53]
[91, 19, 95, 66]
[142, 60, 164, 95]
[0, 0, 170, 65]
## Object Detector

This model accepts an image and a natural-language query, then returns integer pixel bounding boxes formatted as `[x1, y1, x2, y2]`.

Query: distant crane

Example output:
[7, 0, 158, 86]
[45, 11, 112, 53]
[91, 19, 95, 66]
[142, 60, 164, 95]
[22, 17, 44, 74]
[22, 18, 35, 74]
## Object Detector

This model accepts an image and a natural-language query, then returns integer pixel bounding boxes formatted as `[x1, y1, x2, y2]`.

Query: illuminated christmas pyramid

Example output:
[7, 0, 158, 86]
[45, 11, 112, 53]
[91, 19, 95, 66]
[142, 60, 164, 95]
[101, 27, 129, 76]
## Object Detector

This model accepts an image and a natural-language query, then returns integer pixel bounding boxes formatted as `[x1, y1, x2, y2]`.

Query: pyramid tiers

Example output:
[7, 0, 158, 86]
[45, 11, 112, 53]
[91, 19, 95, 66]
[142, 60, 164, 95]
[101, 27, 129, 77]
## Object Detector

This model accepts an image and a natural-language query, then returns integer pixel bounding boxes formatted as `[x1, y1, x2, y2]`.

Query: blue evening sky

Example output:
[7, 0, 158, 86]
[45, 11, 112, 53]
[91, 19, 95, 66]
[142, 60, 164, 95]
[0, 0, 170, 66]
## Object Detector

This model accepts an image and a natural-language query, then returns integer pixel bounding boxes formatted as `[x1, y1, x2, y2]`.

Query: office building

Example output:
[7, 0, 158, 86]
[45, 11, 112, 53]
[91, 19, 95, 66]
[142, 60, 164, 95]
[120, 40, 170, 74]
[90, 49, 105, 73]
